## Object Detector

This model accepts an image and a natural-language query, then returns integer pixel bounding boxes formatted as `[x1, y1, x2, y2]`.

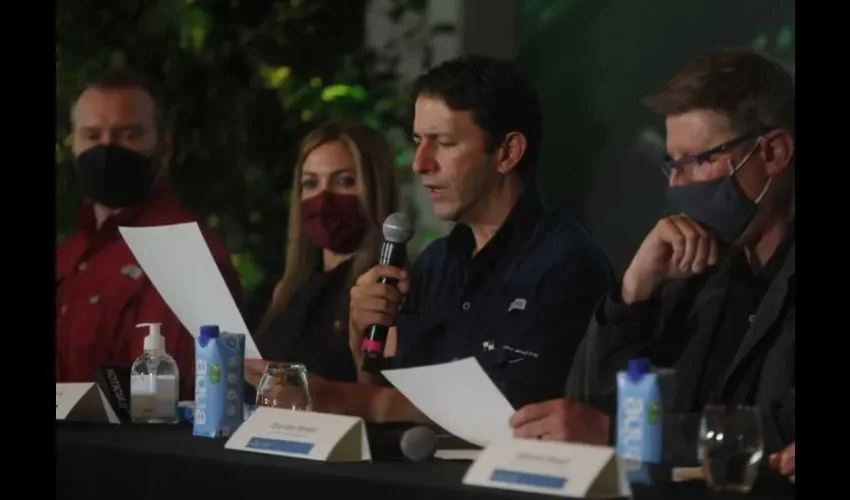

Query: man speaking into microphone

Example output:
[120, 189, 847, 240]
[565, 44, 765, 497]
[346, 55, 615, 418]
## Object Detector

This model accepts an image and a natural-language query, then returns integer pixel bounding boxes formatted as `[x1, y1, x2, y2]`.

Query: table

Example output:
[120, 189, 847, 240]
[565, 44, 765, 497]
[56, 422, 795, 500]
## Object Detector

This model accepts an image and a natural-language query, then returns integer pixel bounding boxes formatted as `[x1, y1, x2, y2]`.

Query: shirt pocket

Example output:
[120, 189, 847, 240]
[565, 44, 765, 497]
[89, 275, 149, 366]
[394, 305, 450, 366]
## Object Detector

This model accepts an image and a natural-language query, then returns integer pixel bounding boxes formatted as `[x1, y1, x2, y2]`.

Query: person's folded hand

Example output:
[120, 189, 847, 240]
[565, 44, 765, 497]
[509, 398, 610, 444]
[769, 441, 795, 483]
[245, 359, 269, 388]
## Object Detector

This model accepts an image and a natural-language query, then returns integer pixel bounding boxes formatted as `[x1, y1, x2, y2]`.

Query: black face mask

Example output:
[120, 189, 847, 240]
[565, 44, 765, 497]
[76, 145, 157, 209]
[665, 142, 771, 246]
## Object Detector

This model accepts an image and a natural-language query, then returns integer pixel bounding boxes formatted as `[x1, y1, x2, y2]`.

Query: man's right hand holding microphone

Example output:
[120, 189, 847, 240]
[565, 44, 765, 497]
[345, 263, 439, 425]
[348, 264, 410, 376]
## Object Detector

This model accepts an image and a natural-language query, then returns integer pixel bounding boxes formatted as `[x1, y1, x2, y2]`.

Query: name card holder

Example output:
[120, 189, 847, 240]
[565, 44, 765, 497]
[462, 439, 631, 499]
[56, 383, 120, 424]
[93, 365, 132, 423]
[225, 406, 371, 462]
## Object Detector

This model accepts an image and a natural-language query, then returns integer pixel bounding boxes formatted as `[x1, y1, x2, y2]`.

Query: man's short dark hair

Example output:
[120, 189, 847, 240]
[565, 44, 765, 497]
[71, 67, 170, 131]
[412, 55, 542, 183]
[643, 48, 795, 137]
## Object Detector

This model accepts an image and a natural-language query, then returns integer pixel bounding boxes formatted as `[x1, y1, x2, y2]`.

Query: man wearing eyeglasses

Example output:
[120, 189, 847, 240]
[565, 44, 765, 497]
[510, 48, 795, 463]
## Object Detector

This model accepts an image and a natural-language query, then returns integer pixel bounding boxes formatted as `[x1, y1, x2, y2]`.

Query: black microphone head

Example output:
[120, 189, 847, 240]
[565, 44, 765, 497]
[383, 212, 413, 244]
[399, 426, 437, 462]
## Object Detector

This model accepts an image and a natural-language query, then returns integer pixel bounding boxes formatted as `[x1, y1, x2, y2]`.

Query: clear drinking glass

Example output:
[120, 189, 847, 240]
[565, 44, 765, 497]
[255, 362, 312, 411]
[699, 405, 764, 494]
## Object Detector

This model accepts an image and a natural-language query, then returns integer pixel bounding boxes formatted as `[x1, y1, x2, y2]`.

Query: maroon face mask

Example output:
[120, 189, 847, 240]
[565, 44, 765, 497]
[301, 191, 368, 254]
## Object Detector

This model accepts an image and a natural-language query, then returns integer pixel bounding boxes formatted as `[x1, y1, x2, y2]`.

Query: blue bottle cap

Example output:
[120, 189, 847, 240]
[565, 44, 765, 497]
[199, 325, 220, 347]
[627, 358, 650, 382]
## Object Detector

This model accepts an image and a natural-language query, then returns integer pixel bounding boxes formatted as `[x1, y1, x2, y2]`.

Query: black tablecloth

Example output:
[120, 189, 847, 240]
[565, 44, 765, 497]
[56, 422, 795, 500]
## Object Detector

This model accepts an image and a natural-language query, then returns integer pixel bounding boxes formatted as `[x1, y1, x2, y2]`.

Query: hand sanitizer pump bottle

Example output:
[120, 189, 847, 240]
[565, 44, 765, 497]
[130, 322, 180, 424]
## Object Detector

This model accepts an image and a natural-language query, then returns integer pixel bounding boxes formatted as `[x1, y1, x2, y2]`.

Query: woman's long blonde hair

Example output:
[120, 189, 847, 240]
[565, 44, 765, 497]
[258, 120, 401, 334]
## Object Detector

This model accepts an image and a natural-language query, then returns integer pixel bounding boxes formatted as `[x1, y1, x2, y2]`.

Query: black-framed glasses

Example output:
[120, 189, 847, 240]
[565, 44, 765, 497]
[660, 128, 774, 178]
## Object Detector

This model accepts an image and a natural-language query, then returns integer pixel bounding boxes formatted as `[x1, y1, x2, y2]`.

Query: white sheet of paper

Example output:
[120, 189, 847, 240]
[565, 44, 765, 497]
[119, 222, 260, 359]
[382, 357, 514, 447]
[463, 439, 632, 499]
[56, 383, 120, 424]
[56, 383, 93, 419]
[225, 406, 371, 462]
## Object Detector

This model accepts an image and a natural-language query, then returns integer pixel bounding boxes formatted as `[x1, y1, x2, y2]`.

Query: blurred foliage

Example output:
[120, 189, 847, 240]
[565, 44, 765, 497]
[56, 0, 448, 299]
[752, 24, 795, 66]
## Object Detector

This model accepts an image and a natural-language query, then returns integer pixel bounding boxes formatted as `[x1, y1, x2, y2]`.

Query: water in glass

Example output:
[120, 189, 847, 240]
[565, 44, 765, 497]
[699, 405, 764, 493]
[255, 362, 312, 411]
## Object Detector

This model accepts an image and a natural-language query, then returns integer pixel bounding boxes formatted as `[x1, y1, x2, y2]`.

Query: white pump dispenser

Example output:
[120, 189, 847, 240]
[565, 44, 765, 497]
[130, 322, 180, 424]
[141, 322, 165, 351]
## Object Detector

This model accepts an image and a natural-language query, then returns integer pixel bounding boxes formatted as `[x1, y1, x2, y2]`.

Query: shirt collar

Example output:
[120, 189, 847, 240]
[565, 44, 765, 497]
[75, 180, 172, 236]
[760, 217, 795, 280]
[446, 186, 543, 263]
[727, 217, 796, 282]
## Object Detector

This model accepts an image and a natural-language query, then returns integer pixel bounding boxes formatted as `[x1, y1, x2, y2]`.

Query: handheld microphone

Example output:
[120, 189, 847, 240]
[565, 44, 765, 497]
[361, 212, 413, 372]
[367, 423, 438, 462]
[399, 426, 438, 462]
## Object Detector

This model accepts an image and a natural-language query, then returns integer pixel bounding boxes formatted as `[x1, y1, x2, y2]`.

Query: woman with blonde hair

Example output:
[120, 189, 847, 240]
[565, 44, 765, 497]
[255, 120, 402, 383]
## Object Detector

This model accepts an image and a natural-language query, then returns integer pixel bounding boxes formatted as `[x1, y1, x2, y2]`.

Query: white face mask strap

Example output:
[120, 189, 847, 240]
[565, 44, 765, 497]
[726, 137, 772, 204]
[727, 138, 762, 175]
[754, 176, 772, 204]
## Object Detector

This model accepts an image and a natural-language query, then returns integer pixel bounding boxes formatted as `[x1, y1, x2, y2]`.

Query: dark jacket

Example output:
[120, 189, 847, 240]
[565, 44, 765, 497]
[566, 241, 795, 456]
[258, 258, 358, 384]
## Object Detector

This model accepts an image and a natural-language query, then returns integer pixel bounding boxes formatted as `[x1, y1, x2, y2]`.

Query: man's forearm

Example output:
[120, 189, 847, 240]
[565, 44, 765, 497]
[316, 380, 432, 425]
[355, 371, 385, 386]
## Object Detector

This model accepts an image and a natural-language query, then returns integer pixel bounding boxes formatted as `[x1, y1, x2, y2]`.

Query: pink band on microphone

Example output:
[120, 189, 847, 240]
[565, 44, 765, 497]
[362, 339, 384, 353]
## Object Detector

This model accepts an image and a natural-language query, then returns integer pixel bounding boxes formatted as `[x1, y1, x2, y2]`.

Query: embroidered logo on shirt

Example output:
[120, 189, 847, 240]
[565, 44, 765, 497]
[482, 340, 496, 351]
[503, 345, 540, 359]
[120, 265, 144, 280]
[507, 298, 527, 312]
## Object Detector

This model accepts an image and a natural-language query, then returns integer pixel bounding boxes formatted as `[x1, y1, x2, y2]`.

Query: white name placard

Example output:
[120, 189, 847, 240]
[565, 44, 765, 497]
[463, 439, 631, 499]
[435, 449, 481, 461]
[56, 383, 120, 424]
[225, 406, 371, 462]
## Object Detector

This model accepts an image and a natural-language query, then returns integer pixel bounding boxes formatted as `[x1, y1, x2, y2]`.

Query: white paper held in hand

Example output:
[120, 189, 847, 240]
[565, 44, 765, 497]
[382, 357, 514, 447]
[118, 222, 261, 359]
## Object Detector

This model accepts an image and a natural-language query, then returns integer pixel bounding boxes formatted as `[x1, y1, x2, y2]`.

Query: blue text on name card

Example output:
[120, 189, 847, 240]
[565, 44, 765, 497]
[490, 469, 567, 489]
[246, 437, 315, 455]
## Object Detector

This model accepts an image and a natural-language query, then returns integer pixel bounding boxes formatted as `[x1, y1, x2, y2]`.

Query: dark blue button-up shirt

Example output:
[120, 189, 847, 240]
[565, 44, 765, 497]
[393, 188, 614, 408]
